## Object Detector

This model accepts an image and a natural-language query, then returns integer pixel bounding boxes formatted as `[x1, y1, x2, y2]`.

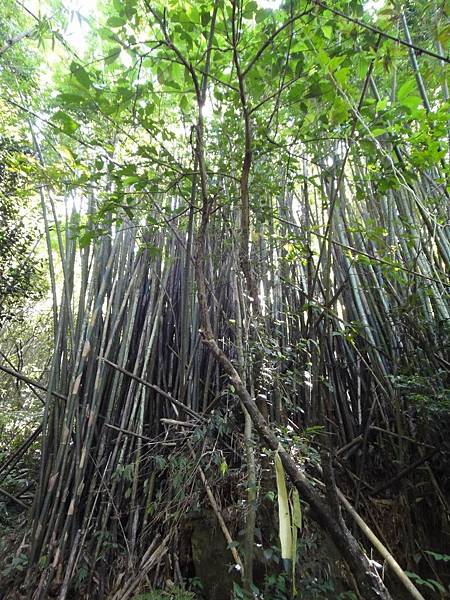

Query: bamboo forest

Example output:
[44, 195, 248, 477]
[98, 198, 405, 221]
[0, 0, 449, 598]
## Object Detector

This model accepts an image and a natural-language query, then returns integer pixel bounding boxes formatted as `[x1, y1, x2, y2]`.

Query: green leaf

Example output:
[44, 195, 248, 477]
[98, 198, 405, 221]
[322, 25, 332, 39]
[371, 127, 387, 136]
[376, 97, 389, 111]
[201, 11, 210, 27]
[106, 16, 126, 28]
[357, 56, 370, 78]
[436, 23, 450, 44]
[105, 47, 122, 64]
[305, 82, 322, 98]
[243, 0, 258, 18]
[124, 0, 138, 19]
[78, 230, 97, 248]
[180, 94, 190, 113]
[57, 93, 85, 105]
[287, 82, 303, 102]
[398, 78, 416, 102]
[187, 4, 200, 23]
[317, 49, 330, 66]
[328, 55, 345, 71]
[291, 40, 309, 52]
[51, 110, 79, 134]
[123, 175, 141, 185]
[424, 551, 450, 562]
[157, 68, 165, 85]
[166, 62, 183, 89]
[401, 96, 421, 111]
[255, 8, 270, 23]
[70, 62, 91, 89]
[330, 96, 349, 124]
[172, 62, 183, 83]
[97, 27, 118, 41]
[334, 67, 350, 85]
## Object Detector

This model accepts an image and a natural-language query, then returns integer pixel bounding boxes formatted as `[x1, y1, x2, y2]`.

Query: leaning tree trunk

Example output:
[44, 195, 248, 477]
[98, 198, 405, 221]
[189, 35, 394, 599]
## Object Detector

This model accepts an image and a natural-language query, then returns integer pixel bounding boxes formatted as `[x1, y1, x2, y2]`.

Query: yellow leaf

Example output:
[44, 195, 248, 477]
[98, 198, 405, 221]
[275, 451, 292, 561]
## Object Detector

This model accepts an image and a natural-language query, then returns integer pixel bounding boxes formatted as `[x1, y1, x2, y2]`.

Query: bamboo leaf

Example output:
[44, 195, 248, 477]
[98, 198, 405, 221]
[275, 451, 292, 563]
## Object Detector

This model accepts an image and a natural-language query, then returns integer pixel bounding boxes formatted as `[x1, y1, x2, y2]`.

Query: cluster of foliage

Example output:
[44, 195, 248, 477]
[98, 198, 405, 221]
[0, 139, 44, 324]
[0, 0, 49, 324]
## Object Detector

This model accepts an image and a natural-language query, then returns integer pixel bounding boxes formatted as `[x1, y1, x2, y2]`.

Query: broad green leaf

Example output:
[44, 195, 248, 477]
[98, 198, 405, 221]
[166, 62, 183, 89]
[97, 27, 118, 41]
[398, 78, 416, 102]
[317, 49, 330, 66]
[371, 127, 387, 136]
[105, 47, 122, 64]
[376, 97, 389, 111]
[436, 23, 450, 44]
[180, 94, 190, 113]
[243, 0, 258, 19]
[287, 82, 303, 102]
[291, 40, 309, 52]
[322, 25, 332, 39]
[328, 55, 345, 71]
[57, 93, 85, 105]
[123, 175, 141, 185]
[157, 68, 165, 85]
[124, 0, 138, 19]
[187, 4, 200, 24]
[70, 62, 91, 89]
[334, 67, 350, 86]
[78, 229, 97, 248]
[330, 96, 349, 124]
[357, 56, 370, 78]
[106, 16, 126, 28]
[51, 110, 79, 134]
[255, 8, 270, 23]
[401, 96, 421, 111]
[305, 82, 322, 98]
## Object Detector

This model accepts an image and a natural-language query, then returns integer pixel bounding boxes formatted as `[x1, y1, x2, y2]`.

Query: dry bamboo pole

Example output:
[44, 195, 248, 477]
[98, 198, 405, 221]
[337, 489, 426, 600]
